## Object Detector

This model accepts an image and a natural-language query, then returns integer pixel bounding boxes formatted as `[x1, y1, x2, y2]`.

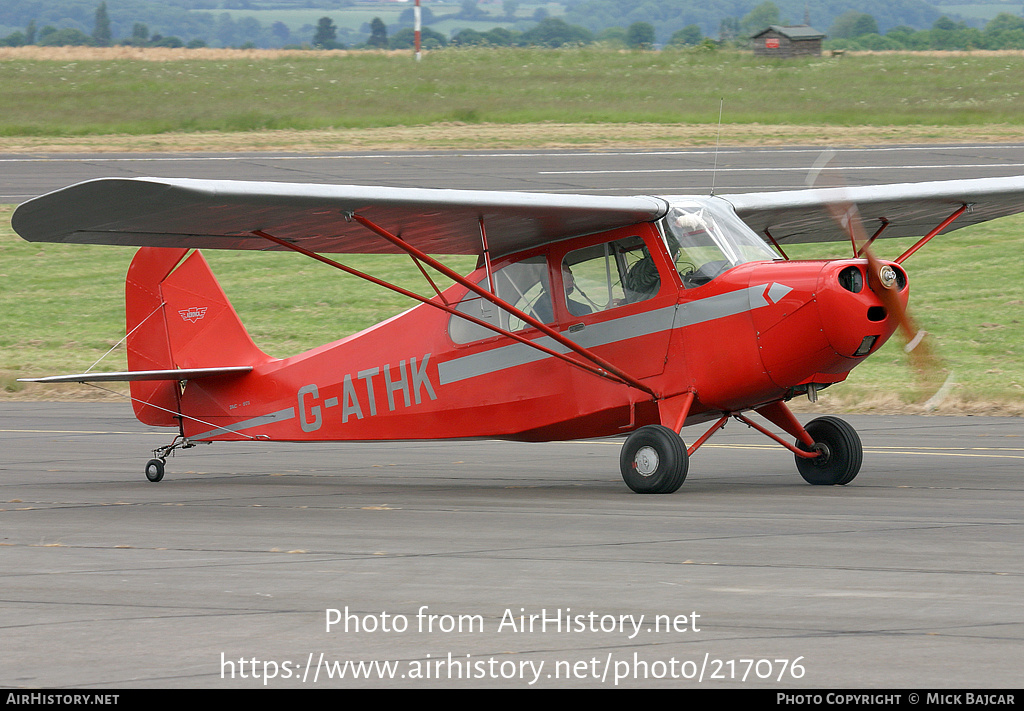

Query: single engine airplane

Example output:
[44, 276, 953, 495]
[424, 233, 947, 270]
[12, 174, 1024, 493]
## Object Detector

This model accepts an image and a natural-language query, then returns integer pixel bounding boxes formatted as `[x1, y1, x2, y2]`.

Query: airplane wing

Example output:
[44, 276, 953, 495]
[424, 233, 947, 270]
[715, 175, 1024, 244]
[16, 174, 1024, 256]
[12, 177, 669, 259]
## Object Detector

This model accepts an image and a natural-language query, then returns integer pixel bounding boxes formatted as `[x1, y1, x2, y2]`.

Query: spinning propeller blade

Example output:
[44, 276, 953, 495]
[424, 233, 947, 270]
[807, 151, 952, 407]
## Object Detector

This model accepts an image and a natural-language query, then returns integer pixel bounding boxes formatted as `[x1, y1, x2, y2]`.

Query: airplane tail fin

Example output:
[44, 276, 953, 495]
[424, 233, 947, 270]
[125, 248, 270, 426]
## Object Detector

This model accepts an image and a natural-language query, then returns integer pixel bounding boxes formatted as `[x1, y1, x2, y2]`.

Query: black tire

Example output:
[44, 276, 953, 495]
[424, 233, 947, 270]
[620, 425, 688, 494]
[145, 458, 165, 483]
[795, 416, 862, 485]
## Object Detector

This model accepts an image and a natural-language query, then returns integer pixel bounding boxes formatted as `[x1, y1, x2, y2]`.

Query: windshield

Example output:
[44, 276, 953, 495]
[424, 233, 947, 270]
[660, 198, 778, 288]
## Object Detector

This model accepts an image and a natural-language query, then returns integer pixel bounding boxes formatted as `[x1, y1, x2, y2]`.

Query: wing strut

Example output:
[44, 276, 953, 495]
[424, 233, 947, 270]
[348, 213, 658, 397]
[252, 230, 657, 397]
[895, 204, 968, 264]
[479, 216, 497, 295]
[763, 229, 789, 260]
[856, 219, 890, 257]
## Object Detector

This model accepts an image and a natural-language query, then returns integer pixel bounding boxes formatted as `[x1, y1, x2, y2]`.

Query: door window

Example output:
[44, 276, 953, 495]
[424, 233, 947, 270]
[448, 256, 552, 344]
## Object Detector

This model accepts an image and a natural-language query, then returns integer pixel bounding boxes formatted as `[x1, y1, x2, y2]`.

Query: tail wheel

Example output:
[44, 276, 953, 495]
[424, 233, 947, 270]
[795, 416, 862, 485]
[620, 425, 688, 494]
[145, 458, 165, 483]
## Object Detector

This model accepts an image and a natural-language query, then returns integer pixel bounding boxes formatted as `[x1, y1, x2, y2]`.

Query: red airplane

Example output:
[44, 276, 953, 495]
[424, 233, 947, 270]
[12, 174, 1024, 492]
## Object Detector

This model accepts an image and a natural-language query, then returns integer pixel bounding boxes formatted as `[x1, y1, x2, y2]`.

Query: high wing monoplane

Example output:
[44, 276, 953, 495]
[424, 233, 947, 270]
[13, 174, 1024, 492]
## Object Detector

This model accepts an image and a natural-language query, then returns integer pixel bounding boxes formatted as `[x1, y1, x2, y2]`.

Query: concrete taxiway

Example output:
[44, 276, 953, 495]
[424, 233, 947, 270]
[2, 403, 1021, 688]
[6, 143, 1024, 203]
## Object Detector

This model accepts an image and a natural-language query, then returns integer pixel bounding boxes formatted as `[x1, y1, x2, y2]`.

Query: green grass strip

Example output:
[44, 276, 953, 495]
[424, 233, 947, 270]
[2, 49, 1024, 136]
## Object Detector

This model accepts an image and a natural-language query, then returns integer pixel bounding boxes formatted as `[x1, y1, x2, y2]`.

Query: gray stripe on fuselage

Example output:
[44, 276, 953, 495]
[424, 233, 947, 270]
[675, 283, 788, 327]
[191, 407, 296, 440]
[437, 283, 790, 386]
[437, 304, 677, 386]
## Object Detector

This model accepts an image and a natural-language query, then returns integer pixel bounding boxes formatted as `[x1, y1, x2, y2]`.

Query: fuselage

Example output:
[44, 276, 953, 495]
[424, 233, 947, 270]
[172, 199, 907, 444]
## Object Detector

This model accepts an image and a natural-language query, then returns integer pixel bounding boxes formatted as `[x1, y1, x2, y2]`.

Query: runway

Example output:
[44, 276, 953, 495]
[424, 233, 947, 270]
[2, 403, 1021, 688]
[5, 143, 1024, 202]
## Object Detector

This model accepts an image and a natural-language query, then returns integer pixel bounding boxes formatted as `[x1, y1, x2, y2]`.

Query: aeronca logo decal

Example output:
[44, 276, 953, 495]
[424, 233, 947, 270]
[178, 307, 208, 323]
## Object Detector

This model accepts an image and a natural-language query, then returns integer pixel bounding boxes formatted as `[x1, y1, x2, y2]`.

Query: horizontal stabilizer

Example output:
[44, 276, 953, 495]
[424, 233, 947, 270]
[19, 366, 253, 384]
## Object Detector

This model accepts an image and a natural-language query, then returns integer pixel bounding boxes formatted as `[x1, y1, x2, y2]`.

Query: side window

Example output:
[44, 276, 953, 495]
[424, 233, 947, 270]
[448, 256, 552, 344]
[562, 236, 660, 315]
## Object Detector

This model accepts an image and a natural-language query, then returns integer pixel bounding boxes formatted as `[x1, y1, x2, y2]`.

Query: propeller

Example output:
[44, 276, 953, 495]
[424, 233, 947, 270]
[807, 151, 953, 408]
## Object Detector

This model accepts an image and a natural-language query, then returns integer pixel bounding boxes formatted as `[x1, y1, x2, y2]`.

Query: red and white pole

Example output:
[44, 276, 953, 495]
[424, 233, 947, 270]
[414, 0, 421, 61]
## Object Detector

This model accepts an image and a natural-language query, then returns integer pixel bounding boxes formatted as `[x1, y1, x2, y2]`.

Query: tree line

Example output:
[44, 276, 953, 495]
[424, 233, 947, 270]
[827, 11, 1024, 51]
[3, 1, 1024, 51]
[309, 14, 690, 51]
[2, 3, 200, 48]
[0, 0, 700, 51]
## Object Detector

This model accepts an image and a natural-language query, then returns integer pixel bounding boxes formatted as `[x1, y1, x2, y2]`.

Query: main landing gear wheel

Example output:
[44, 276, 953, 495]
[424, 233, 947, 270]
[620, 425, 688, 494]
[795, 416, 862, 486]
[145, 458, 166, 483]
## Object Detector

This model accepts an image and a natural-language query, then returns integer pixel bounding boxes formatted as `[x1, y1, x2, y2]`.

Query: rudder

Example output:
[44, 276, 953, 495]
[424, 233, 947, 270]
[125, 247, 269, 426]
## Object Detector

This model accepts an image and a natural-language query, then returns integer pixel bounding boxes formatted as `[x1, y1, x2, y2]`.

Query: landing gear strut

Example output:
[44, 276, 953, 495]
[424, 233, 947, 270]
[619, 402, 863, 493]
[143, 434, 203, 483]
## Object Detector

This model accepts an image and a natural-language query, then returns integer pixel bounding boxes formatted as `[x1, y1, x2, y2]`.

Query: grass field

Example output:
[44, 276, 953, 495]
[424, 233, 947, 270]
[1, 48, 1024, 137]
[2, 204, 1021, 412]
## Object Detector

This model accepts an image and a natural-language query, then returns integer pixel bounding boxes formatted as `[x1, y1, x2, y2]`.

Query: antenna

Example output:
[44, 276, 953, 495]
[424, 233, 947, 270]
[710, 98, 723, 196]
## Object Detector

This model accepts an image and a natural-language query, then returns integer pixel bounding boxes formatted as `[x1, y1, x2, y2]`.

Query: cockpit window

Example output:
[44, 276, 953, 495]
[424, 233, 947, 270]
[661, 198, 778, 288]
[562, 235, 659, 315]
[448, 256, 551, 344]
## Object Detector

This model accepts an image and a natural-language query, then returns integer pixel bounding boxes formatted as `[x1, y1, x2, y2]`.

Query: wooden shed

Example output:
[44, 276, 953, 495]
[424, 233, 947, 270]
[750, 25, 825, 57]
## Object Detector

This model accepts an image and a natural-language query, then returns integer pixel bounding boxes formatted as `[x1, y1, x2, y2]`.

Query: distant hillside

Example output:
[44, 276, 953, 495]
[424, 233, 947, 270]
[563, 0, 944, 41]
[0, 0, 1018, 47]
